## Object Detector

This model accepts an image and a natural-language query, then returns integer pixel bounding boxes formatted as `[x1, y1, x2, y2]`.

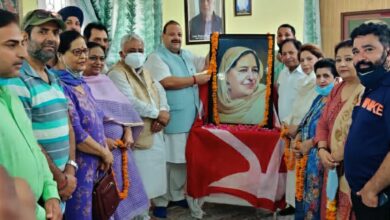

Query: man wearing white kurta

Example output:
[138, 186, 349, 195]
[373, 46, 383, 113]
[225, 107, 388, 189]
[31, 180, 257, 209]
[277, 39, 305, 214]
[144, 20, 210, 218]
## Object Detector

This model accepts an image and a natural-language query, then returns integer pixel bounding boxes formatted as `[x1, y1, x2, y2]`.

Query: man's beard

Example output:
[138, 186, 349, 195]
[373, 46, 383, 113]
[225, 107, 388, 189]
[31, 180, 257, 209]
[355, 50, 387, 75]
[27, 39, 57, 63]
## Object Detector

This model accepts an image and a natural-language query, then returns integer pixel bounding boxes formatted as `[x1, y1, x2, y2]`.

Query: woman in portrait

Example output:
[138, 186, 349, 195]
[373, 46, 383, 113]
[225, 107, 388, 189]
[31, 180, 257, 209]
[217, 46, 266, 124]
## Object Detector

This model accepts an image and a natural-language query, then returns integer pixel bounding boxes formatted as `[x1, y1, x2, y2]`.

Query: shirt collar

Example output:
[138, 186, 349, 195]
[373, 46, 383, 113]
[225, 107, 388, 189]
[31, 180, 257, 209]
[21, 60, 56, 83]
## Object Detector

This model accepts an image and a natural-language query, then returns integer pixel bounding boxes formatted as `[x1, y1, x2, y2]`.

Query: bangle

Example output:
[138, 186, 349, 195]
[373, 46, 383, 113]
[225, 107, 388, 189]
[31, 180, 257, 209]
[192, 75, 196, 85]
[66, 160, 78, 172]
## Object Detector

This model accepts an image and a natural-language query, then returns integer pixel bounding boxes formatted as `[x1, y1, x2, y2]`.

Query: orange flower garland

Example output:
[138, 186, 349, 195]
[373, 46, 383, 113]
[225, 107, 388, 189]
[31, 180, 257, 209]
[209, 32, 273, 127]
[209, 32, 220, 125]
[326, 199, 337, 220]
[281, 126, 295, 171]
[294, 141, 308, 202]
[113, 139, 130, 200]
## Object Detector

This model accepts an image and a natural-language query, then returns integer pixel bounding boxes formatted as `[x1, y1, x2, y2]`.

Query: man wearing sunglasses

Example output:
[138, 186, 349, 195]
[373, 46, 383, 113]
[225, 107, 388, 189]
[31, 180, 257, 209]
[1, 9, 77, 212]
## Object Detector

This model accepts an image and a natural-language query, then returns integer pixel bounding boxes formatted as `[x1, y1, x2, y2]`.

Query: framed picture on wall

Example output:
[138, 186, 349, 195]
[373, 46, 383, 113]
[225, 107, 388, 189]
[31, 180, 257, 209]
[184, 0, 225, 45]
[234, 0, 252, 16]
[341, 9, 390, 40]
[208, 33, 275, 127]
[0, 0, 20, 14]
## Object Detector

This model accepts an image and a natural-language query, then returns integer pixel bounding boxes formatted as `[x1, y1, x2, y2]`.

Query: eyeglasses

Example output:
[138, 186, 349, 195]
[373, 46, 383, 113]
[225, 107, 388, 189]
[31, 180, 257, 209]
[70, 48, 89, 57]
[89, 56, 106, 62]
[32, 9, 62, 20]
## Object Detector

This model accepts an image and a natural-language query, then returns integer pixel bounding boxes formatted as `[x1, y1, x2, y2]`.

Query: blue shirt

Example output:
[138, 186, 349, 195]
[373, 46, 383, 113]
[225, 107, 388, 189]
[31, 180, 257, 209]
[344, 74, 390, 193]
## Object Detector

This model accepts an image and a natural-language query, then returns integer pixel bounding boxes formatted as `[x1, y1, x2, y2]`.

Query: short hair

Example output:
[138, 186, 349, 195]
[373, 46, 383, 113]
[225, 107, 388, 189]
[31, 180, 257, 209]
[83, 22, 108, 41]
[58, 30, 84, 54]
[87, 41, 106, 56]
[350, 22, 390, 49]
[0, 9, 18, 29]
[298, 44, 324, 61]
[163, 20, 180, 34]
[120, 33, 144, 50]
[277, 24, 296, 36]
[314, 58, 338, 78]
[334, 39, 353, 56]
[280, 39, 302, 53]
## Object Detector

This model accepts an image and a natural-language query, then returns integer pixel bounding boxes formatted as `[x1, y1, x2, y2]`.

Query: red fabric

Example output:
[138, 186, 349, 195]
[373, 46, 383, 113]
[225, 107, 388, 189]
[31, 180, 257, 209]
[186, 126, 286, 210]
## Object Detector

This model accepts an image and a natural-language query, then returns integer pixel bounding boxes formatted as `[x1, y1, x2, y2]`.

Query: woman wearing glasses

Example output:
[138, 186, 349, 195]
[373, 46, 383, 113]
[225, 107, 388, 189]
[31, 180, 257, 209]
[83, 42, 150, 219]
[53, 30, 114, 219]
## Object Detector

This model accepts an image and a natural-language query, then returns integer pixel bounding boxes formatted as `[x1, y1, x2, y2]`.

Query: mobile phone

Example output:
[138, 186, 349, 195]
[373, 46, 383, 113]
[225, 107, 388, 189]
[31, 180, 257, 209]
[378, 192, 388, 207]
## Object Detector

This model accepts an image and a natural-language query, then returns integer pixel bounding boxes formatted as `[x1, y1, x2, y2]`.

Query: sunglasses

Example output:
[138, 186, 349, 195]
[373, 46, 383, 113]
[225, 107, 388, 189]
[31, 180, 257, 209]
[32, 9, 62, 20]
[71, 48, 89, 57]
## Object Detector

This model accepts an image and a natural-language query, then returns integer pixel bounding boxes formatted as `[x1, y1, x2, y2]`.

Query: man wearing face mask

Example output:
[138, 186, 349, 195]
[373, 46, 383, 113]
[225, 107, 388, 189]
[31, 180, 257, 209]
[143, 20, 210, 219]
[344, 22, 390, 219]
[0, 9, 78, 209]
[108, 34, 170, 218]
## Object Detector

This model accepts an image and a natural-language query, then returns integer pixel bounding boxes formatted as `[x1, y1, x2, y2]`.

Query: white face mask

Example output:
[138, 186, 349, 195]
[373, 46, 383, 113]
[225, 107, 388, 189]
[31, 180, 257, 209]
[125, 52, 145, 70]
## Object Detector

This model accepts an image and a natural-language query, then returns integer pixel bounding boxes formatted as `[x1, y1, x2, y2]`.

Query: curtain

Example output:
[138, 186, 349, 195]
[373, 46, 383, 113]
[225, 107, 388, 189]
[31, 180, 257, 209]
[303, 0, 321, 46]
[79, 0, 163, 66]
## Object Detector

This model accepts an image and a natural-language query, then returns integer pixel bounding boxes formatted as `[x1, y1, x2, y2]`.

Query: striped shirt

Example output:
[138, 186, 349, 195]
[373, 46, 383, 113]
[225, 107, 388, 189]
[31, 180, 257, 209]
[0, 61, 70, 170]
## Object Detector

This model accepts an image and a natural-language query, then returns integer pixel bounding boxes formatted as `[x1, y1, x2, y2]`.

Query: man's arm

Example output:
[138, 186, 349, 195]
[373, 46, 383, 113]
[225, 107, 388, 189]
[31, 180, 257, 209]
[160, 72, 210, 90]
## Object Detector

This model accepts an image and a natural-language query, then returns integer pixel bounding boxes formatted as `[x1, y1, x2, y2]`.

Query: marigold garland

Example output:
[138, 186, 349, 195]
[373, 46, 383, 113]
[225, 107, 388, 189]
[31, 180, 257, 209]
[294, 141, 308, 202]
[113, 139, 130, 200]
[281, 126, 295, 171]
[209, 32, 273, 127]
[326, 199, 337, 220]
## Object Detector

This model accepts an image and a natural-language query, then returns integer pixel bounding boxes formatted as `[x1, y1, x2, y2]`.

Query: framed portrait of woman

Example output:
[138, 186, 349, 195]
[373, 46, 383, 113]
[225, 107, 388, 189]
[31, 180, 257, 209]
[208, 34, 275, 127]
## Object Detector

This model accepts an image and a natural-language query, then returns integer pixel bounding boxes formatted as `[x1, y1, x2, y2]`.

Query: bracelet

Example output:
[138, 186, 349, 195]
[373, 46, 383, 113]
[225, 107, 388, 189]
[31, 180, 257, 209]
[57, 174, 68, 191]
[192, 75, 196, 85]
[66, 160, 78, 172]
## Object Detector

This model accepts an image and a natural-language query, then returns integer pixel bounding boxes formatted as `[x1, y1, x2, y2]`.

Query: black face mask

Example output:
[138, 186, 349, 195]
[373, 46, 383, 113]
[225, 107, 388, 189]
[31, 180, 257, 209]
[356, 51, 388, 90]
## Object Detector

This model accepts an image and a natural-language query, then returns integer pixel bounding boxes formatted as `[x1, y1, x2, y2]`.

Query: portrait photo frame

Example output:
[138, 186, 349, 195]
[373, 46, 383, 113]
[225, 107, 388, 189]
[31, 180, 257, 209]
[208, 33, 275, 128]
[184, 0, 225, 45]
[234, 0, 252, 16]
[341, 9, 390, 40]
[0, 0, 21, 14]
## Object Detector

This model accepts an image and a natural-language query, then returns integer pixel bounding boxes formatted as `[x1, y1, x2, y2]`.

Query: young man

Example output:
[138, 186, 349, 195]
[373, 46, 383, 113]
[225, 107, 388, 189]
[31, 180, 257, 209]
[0, 9, 62, 220]
[83, 22, 109, 52]
[2, 9, 77, 203]
[58, 6, 84, 33]
[144, 20, 210, 218]
[344, 22, 390, 219]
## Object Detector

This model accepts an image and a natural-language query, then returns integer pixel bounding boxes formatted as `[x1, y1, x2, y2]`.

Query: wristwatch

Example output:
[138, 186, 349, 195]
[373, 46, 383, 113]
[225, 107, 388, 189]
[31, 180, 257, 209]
[66, 160, 79, 172]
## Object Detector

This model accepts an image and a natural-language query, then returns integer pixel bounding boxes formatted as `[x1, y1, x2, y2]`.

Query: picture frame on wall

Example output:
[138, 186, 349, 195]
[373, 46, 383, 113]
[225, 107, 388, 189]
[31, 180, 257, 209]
[208, 33, 275, 127]
[234, 0, 252, 16]
[0, 0, 20, 14]
[184, 0, 225, 45]
[341, 9, 390, 40]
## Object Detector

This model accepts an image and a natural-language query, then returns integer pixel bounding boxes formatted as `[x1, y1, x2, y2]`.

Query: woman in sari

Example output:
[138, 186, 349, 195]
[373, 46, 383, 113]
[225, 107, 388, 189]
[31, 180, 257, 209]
[316, 39, 363, 219]
[52, 30, 113, 220]
[83, 42, 150, 219]
[293, 59, 338, 219]
[217, 46, 266, 124]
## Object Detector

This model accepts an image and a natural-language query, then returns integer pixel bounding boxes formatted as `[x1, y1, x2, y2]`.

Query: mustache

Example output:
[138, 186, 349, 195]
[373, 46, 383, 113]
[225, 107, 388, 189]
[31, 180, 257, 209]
[42, 40, 57, 48]
[355, 60, 374, 69]
[171, 40, 181, 43]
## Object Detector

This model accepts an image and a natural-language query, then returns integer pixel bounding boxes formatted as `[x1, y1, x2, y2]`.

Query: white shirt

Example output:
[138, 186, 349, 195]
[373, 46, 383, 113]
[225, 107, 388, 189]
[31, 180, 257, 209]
[277, 65, 306, 122]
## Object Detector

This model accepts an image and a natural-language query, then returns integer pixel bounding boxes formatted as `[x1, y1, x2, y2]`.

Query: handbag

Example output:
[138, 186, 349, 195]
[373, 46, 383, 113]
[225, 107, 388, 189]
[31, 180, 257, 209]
[92, 167, 121, 220]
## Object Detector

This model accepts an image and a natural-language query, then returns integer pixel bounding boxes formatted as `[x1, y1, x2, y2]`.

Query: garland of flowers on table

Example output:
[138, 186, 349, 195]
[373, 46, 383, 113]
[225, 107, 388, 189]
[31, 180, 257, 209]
[294, 141, 308, 202]
[281, 127, 295, 171]
[208, 32, 273, 127]
[113, 140, 130, 199]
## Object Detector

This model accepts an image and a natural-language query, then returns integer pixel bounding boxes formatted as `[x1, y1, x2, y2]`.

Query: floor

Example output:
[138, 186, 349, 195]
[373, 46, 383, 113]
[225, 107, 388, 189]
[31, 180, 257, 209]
[153, 203, 294, 220]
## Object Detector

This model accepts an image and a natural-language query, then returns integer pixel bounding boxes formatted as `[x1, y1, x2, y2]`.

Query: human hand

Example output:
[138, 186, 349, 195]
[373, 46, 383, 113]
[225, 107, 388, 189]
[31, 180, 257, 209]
[357, 182, 379, 207]
[195, 71, 211, 85]
[106, 138, 117, 151]
[58, 174, 77, 201]
[151, 120, 164, 133]
[122, 127, 134, 148]
[100, 147, 113, 172]
[318, 149, 338, 169]
[157, 110, 170, 126]
[300, 139, 313, 155]
[44, 198, 62, 220]
[287, 125, 298, 138]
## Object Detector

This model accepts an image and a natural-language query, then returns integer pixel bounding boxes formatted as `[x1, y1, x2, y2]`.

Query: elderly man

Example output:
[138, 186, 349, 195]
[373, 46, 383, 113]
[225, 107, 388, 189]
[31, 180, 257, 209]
[189, 0, 223, 41]
[58, 6, 84, 33]
[344, 22, 390, 219]
[144, 20, 210, 218]
[1, 9, 77, 204]
[108, 33, 170, 219]
[0, 9, 61, 220]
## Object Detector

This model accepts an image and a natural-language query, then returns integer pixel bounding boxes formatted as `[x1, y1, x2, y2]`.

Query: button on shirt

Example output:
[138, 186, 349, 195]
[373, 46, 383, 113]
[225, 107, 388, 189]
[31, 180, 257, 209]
[277, 65, 306, 122]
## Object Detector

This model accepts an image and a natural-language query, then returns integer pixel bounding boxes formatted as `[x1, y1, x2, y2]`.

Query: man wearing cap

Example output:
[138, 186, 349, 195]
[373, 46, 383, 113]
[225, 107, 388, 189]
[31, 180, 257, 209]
[58, 6, 83, 33]
[0, 9, 61, 220]
[1, 9, 77, 207]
